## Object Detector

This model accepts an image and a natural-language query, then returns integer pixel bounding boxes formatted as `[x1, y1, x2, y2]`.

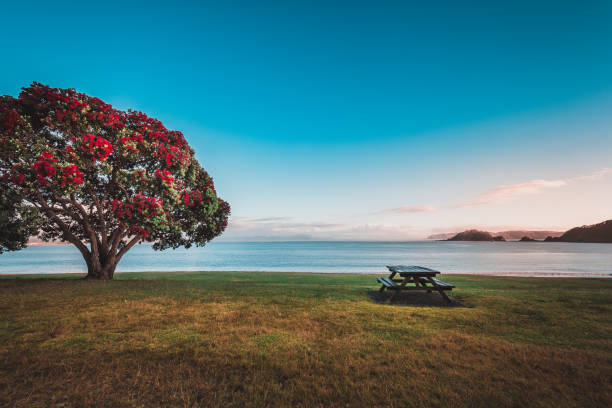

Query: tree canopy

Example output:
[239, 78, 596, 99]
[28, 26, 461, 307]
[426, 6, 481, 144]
[0, 82, 230, 278]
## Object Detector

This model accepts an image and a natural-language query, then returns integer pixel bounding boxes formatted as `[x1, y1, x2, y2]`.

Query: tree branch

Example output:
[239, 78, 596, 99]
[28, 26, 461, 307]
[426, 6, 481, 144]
[117, 234, 141, 261]
[86, 185, 108, 251]
[116, 181, 131, 201]
[108, 225, 127, 258]
[35, 193, 90, 259]
[101, 167, 118, 204]
[69, 193, 100, 256]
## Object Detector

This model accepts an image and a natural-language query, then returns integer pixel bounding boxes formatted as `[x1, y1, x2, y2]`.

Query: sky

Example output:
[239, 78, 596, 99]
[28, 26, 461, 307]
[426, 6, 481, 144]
[2, 1, 611, 240]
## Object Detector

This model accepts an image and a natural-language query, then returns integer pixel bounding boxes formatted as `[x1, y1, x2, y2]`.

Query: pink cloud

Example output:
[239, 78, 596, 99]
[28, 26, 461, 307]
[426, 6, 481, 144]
[385, 205, 437, 214]
[453, 167, 611, 208]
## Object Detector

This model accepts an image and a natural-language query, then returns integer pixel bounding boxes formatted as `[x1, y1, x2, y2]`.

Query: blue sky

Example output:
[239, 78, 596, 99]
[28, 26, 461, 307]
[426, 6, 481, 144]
[2, 1, 611, 239]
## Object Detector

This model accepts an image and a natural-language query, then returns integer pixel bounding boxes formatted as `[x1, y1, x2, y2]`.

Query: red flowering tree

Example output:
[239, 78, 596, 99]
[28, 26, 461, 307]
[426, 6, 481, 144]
[0, 83, 230, 279]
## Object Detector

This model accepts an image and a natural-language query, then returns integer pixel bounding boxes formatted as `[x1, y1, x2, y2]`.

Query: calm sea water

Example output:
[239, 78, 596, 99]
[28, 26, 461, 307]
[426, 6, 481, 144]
[0, 241, 611, 277]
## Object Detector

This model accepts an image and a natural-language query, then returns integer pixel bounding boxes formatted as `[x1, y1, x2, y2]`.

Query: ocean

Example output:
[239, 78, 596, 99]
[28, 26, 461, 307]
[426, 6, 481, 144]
[0, 241, 611, 277]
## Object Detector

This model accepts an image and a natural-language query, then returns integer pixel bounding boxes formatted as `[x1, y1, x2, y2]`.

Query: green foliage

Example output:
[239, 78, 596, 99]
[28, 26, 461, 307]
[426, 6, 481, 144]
[0, 188, 41, 254]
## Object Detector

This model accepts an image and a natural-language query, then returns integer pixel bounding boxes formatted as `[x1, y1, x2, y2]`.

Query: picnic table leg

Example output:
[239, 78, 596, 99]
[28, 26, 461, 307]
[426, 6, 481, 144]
[389, 273, 407, 301]
[395, 276, 413, 299]
[425, 277, 451, 303]
[389, 288, 399, 301]
[415, 278, 432, 293]
[391, 276, 417, 302]
[380, 271, 398, 292]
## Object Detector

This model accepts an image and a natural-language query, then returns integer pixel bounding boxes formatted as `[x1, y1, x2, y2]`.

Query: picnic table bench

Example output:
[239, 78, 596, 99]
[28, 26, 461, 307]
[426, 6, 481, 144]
[377, 265, 454, 302]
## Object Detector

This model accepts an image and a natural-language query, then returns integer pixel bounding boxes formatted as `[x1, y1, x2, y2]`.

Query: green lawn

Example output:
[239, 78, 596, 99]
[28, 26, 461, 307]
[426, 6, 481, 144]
[1, 272, 611, 407]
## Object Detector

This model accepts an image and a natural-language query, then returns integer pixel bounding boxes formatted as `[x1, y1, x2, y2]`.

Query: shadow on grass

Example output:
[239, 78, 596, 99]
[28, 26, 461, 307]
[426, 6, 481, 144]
[367, 290, 465, 307]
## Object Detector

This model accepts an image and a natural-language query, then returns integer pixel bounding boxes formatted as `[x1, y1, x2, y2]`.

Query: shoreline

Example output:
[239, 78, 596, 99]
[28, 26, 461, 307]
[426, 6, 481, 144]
[1, 270, 611, 278]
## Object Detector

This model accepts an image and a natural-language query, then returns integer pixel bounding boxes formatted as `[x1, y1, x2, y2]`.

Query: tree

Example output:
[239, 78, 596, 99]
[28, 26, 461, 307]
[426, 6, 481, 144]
[0, 82, 230, 279]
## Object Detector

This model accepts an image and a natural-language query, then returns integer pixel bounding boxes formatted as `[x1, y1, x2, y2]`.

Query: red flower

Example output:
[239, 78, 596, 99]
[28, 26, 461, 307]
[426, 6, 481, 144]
[0, 107, 21, 131]
[81, 133, 113, 161]
[60, 164, 84, 186]
[14, 173, 25, 185]
[154, 169, 174, 186]
[129, 226, 149, 238]
[32, 152, 58, 185]
[111, 194, 165, 222]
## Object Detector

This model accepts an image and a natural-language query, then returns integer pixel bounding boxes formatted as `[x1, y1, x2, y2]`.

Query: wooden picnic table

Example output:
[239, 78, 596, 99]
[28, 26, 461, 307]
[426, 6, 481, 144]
[377, 265, 454, 302]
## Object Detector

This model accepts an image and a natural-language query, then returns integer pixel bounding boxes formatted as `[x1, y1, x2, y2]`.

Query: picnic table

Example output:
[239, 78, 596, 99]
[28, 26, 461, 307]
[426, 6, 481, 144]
[377, 265, 455, 302]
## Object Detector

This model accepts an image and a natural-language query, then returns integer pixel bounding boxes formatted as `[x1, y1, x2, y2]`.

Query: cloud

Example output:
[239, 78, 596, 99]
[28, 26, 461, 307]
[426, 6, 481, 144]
[222, 216, 426, 241]
[230, 218, 343, 230]
[319, 224, 429, 240]
[374, 167, 612, 215]
[244, 216, 293, 223]
[568, 167, 612, 182]
[454, 179, 567, 208]
[453, 167, 611, 208]
[382, 205, 437, 214]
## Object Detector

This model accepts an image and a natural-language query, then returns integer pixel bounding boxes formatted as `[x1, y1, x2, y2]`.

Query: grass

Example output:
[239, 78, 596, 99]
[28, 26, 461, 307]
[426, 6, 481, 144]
[0, 272, 611, 407]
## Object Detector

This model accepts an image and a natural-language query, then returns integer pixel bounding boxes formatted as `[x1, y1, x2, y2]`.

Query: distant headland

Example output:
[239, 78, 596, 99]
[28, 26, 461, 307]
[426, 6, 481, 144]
[544, 219, 612, 243]
[433, 219, 612, 243]
[428, 230, 563, 241]
[444, 230, 506, 242]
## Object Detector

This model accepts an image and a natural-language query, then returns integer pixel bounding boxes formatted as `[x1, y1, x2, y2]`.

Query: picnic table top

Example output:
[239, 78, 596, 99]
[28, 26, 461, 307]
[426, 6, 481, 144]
[387, 265, 440, 275]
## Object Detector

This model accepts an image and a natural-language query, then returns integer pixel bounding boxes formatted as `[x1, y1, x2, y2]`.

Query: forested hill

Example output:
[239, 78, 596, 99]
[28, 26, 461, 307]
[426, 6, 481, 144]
[429, 230, 562, 241]
[546, 220, 612, 243]
[446, 230, 505, 241]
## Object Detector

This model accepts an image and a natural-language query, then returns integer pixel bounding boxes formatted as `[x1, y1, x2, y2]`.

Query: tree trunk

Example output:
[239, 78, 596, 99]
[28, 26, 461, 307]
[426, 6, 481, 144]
[84, 254, 117, 280]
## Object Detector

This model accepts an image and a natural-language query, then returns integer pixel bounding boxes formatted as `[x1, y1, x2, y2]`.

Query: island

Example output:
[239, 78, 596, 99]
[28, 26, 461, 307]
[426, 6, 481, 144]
[432, 220, 612, 243]
[446, 230, 506, 241]
[428, 230, 563, 241]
